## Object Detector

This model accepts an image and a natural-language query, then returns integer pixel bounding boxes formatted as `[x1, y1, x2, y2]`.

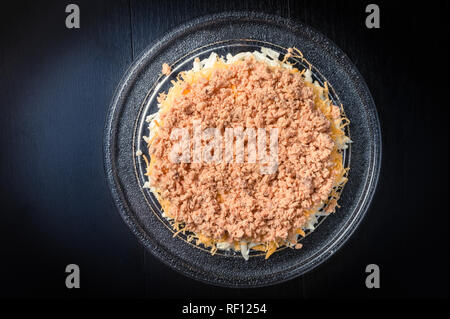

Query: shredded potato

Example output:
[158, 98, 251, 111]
[139, 47, 351, 260]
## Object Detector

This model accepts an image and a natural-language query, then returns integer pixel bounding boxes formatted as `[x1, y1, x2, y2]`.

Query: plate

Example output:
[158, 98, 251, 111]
[104, 12, 381, 287]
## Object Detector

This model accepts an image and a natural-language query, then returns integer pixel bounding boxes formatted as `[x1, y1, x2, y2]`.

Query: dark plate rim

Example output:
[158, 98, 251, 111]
[103, 11, 382, 288]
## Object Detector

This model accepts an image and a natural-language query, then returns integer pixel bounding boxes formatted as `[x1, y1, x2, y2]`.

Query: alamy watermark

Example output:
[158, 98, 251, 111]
[365, 4, 380, 29]
[65, 4, 80, 29]
[168, 121, 279, 174]
[65, 264, 80, 289]
[365, 264, 380, 289]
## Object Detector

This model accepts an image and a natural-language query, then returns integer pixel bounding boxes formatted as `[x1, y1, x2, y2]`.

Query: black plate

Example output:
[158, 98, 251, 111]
[103, 12, 381, 288]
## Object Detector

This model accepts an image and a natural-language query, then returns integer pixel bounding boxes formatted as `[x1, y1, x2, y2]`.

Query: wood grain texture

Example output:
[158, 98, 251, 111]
[0, 0, 448, 298]
[0, 0, 144, 297]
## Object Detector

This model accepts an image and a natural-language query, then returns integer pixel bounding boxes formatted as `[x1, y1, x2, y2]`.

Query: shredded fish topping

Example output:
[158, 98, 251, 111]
[140, 48, 351, 260]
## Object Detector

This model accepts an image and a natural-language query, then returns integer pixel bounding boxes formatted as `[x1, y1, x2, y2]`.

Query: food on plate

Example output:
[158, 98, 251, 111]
[138, 47, 350, 260]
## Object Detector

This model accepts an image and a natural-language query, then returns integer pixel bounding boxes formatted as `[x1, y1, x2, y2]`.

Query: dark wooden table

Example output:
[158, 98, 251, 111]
[0, 0, 448, 298]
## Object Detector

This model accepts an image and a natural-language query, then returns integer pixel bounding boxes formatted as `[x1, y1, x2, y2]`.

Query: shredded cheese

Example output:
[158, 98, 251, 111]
[142, 48, 350, 260]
